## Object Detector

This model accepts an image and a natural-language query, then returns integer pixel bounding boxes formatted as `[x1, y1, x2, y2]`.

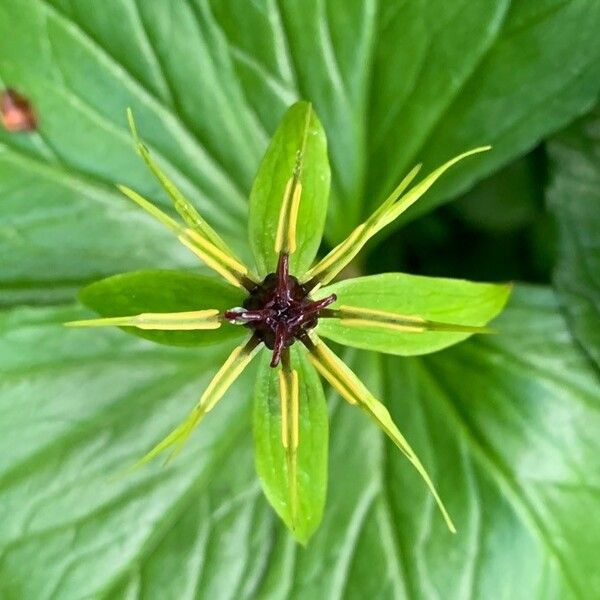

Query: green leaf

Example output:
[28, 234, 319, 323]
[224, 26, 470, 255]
[253, 346, 328, 544]
[316, 272, 511, 355]
[248, 101, 330, 277]
[79, 270, 246, 347]
[547, 105, 600, 370]
[1, 288, 598, 597]
[3, 1, 599, 303]
[364, 0, 600, 227]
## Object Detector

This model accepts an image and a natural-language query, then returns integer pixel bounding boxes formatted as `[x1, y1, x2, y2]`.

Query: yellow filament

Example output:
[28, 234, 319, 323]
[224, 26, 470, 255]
[341, 319, 424, 333]
[337, 306, 492, 334]
[279, 370, 290, 449]
[184, 230, 247, 273]
[275, 179, 302, 254]
[178, 236, 246, 289]
[275, 178, 293, 253]
[308, 342, 363, 405]
[304, 148, 491, 286]
[288, 183, 302, 253]
[278, 368, 300, 450]
[337, 305, 426, 333]
[119, 184, 251, 288]
[279, 366, 300, 527]
[131, 340, 261, 469]
[127, 108, 234, 255]
[339, 305, 425, 322]
[118, 185, 180, 233]
[307, 337, 456, 533]
[275, 105, 311, 257]
[302, 224, 366, 283]
[202, 344, 255, 413]
[65, 309, 221, 330]
[290, 370, 299, 450]
[376, 147, 492, 233]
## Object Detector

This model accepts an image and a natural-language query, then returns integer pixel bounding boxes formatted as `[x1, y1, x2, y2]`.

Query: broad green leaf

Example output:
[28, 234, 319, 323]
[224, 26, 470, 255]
[316, 273, 511, 355]
[547, 106, 600, 370]
[253, 346, 328, 544]
[364, 0, 600, 227]
[2, 1, 600, 303]
[79, 270, 246, 347]
[1, 288, 598, 598]
[248, 101, 330, 277]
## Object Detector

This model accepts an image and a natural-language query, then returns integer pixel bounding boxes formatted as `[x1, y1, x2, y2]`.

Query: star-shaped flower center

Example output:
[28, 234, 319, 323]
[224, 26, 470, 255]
[224, 254, 336, 367]
[66, 103, 498, 537]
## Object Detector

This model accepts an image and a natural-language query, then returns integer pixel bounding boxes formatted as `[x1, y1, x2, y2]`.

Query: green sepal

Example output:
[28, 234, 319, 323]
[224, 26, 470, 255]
[316, 273, 511, 356]
[253, 345, 329, 545]
[79, 270, 246, 347]
[248, 101, 330, 277]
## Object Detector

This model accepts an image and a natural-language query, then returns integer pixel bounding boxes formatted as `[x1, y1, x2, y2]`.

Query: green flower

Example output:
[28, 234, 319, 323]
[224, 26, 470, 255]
[67, 102, 511, 543]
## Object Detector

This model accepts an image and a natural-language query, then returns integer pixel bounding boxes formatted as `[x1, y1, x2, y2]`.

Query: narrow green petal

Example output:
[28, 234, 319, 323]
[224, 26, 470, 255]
[126, 109, 234, 256]
[178, 229, 252, 290]
[118, 184, 181, 234]
[371, 163, 423, 222]
[133, 338, 262, 468]
[374, 147, 491, 232]
[306, 336, 456, 533]
[118, 185, 253, 290]
[303, 148, 490, 287]
[65, 309, 221, 331]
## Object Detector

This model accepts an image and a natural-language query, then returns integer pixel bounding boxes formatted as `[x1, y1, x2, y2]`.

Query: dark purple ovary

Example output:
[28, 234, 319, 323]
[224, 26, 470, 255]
[224, 254, 336, 367]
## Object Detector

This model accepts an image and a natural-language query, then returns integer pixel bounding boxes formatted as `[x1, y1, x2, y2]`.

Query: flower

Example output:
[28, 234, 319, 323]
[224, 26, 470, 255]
[67, 102, 509, 542]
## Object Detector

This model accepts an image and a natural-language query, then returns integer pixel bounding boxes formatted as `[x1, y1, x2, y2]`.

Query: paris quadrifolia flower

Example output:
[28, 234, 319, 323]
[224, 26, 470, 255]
[66, 102, 511, 543]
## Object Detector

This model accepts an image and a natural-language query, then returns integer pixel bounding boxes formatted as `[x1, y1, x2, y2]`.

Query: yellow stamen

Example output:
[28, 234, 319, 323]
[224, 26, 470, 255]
[302, 224, 366, 284]
[127, 108, 234, 255]
[184, 230, 248, 274]
[337, 305, 426, 332]
[336, 305, 492, 334]
[341, 319, 425, 333]
[65, 309, 221, 330]
[307, 337, 456, 533]
[339, 305, 425, 322]
[279, 365, 300, 527]
[308, 341, 362, 405]
[304, 147, 491, 287]
[118, 185, 180, 233]
[274, 104, 312, 256]
[118, 184, 252, 289]
[375, 147, 491, 232]
[279, 369, 290, 449]
[132, 339, 261, 468]
[371, 163, 423, 220]
[178, 230, 249, 290]
[275, 178, 293, 253]
[288, 182, 302, 253]
[290, 370, 299, 450]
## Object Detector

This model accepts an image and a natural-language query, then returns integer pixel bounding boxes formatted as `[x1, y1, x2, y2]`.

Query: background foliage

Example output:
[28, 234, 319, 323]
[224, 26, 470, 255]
[0, 1, 599, 598]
